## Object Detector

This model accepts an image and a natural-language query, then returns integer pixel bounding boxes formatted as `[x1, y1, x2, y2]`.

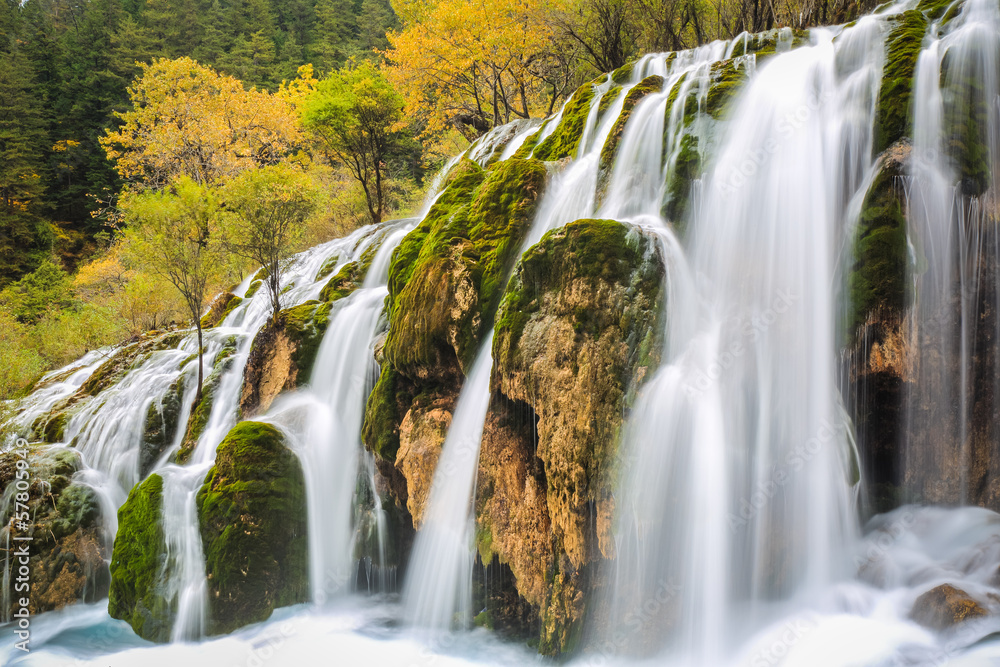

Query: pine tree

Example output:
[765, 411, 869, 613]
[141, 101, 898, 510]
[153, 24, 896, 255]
[0, 45, 53, 287]
[312, 0, 357, 75]
[355, 0, 396, 56]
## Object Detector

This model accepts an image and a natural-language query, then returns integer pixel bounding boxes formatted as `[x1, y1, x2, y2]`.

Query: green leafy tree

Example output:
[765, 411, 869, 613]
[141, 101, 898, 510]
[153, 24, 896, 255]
[120, 177, 221, 402]
[302, 61, 406, 225]
[220, 164, 317, 322]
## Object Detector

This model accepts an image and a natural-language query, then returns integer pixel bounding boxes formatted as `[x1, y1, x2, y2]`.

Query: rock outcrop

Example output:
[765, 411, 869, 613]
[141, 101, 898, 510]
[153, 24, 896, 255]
[239, 301, 331, 418]
[196, 421, 308, 635]
[1, 446, 108, 620]
[482, 218, 665, 654]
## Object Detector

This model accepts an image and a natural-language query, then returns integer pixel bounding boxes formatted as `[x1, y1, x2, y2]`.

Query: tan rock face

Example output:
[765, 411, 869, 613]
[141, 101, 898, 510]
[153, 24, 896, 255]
[240, 326, 297, 418]
[477, 407, 552, 607]
[911, 584, 989, 631]
[486, 219, 665, 654]
[395, 389, 457, 528]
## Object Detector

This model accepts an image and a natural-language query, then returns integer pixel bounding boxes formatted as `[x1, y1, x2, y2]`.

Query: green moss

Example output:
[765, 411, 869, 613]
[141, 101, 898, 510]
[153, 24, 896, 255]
[52, 483, 101, 538]
[196, 421, 308, 635]
[940, 49, 992, 196]
[874, 10, 928, 155]
[176, 336, 240, 464]
[108, 474, 170, 643]
[200, 293, 242, 329]
[706, 58, 752, 120]
[383, 158, 546, 377]
[846, 162, 909, 339]
[532, 84, 596, 162]
[282, 300, 333, 381]
[664, 133, 701, 230]
[596, 85, 623, 126]
[916, 0, 960, 20]
[610, 61, 634, 85]
[599, 75, 665, 173]
[141, 378, 183, 475]
[362, 366, 411, 463]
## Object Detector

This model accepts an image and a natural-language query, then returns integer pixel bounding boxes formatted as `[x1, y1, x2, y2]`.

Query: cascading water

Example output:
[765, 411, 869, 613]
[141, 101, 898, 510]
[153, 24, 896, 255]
[265, 220, 415, 603]
[903, 0, 1000, 507]
[603, 21, 884, 662]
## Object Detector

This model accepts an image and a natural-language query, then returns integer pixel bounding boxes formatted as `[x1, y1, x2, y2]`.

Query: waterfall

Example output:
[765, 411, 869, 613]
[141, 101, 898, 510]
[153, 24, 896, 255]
[402, 333, 494, 632]
[602, 22, 884, 661]
[903, 0, 1000, 507]
[265, 220, 415, 604]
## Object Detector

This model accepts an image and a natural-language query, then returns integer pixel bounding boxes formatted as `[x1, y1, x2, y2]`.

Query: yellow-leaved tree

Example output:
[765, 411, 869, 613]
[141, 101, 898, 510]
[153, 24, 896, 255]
[383, 0, 574, 138]
[101, 57, 303, 189]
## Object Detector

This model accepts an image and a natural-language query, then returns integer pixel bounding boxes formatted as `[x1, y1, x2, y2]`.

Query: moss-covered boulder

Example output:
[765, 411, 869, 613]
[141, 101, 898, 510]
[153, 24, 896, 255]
[483, 219, 665, 655]
[239, 301, 331, 418]
[196, 421, 308, 635]
[874, 10, 928, 155]
[200, 292, 242, 329]
[379, 157, 546, 383]
[108, 473, 170, 642]
[0, 446, 108, 619]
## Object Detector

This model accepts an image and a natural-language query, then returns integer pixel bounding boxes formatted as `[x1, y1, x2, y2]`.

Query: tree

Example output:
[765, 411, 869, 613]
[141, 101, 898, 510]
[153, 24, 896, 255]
[120, 177, 221, 402]
[312, 0, 358, 74]
[0, 46, 53, 288]
[302, 61, 406, 225]
[101, 57, 301, 190]
[220, 164, 317, 322]
[0, 260, 73, 323]
[383, 0, 572, 138]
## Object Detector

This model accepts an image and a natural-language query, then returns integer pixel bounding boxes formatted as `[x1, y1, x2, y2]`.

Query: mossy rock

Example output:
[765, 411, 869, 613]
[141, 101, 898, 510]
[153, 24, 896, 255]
[706, 57, 753, 120]
[141, 377, 184, 475]
[874, 10, 928, 155]
[663, 133, 701, 230]
[532, 84, 596, 162]
[610, 61, 635, 85]
[282, 300, 333, 377]
[196, 422, 308, 635]
[200, 292, 242, 329]
[320, 256, 371, 303]
[490, 219, 665, 655]
[847, 143, 911, 339]
[108, 474, 171, 643]
[382, 157, 546, 380]
[361, 366, 414, 464]
[0, 446, 109, 618]
[598, 75, 665, 174]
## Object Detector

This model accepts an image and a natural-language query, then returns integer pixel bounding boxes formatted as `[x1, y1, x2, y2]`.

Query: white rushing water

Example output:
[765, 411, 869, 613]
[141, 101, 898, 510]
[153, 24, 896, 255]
[903, 0, 1000, 506]
[266, 220, 415, 604]
[402, 332, 495, 632]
